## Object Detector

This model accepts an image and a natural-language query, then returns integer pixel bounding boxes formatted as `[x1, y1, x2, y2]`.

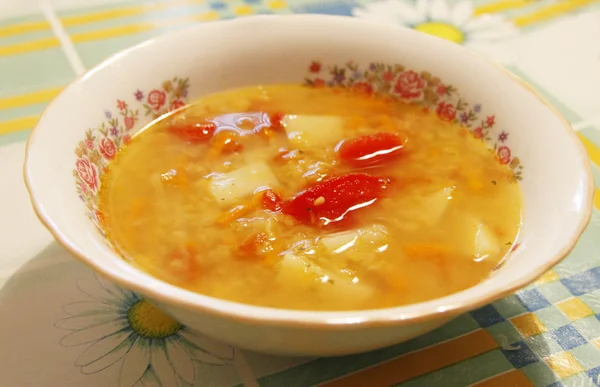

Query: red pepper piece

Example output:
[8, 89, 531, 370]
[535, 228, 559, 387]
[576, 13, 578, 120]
[269, 112, 285, 131]
[338, 132, 405, 168]
[168, 120, 217, 142]
[281, 173, 391, 228]
[262, 189, 283, 212]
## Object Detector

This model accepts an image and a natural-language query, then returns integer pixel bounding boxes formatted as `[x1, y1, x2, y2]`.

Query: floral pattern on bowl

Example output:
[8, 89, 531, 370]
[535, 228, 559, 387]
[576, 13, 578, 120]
[304, 60, 523, 178]
[73, 77, 190, 229]
[73, 62, 523, 233]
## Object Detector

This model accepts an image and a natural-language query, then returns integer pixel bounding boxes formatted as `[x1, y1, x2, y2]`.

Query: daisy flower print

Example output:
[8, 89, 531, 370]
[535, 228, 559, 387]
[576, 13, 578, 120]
[353, 0, 518, 64]
[55, 274, 234, 387]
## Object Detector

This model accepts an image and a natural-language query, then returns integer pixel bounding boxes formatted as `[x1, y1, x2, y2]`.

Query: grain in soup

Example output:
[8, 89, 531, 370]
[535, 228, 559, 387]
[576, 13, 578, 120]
[98, 84, 522, 311]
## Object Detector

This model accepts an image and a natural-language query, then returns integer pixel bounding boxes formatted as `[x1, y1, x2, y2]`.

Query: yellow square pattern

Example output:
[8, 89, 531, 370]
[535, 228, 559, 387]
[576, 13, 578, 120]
[557, 298, 594, 321]
[593, 338, 600, 350]
[234, 5, 255, 15]
[545, 352, 584, 379]
[535, 270, 560, 285]
[268, 0, 288, 10]
[194, 11, 220, 21]
[510, 313, 547, 337]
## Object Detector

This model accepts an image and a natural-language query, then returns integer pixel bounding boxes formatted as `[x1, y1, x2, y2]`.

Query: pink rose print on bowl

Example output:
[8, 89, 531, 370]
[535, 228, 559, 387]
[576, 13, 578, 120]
[497, 146, 512, 164]
[76, 158, 98, 193]
[302, 60, 523, 182]
[436, 102, 457, 121]
[394, 70, 425, 100]
[98, 138, 117, 160]
[147, 89, 167, 110]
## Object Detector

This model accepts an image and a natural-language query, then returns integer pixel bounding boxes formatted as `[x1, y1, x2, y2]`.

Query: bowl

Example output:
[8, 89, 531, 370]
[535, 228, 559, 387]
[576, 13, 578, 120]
[24, 14, 594, 357]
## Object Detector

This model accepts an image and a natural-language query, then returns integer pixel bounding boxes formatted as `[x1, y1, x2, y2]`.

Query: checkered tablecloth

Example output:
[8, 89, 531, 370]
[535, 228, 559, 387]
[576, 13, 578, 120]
[1, 1, 600, 386]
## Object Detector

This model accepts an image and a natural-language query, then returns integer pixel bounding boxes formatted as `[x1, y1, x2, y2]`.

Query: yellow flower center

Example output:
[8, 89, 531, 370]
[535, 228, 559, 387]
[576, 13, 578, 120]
[127, 300, 182, 339]
[414, 22, 465, 44]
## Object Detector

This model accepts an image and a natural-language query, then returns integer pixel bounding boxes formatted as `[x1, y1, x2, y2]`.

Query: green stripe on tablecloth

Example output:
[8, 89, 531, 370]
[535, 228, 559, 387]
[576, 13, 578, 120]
[393, 349, 514, 387]
[580, 127, 600, 149]
[0, 29, 56, 46]
[73, 29, 170, 68]
[0, 103, 47, 123]
[521, 362, 560, 386]
[589, 163, 600, 189]
[0, 49, 74, 97]
[60, 3, 218, 34]
[0, 130, 32, 146]
[250, 314, 479, 387]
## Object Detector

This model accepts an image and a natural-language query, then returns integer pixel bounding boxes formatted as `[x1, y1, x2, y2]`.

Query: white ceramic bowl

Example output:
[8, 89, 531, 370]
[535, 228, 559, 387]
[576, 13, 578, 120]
[24, 15, 594, 357]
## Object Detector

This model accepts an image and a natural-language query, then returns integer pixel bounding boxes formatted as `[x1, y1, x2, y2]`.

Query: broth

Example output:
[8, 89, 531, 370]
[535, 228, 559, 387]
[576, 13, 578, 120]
[98, 85, 522, 311]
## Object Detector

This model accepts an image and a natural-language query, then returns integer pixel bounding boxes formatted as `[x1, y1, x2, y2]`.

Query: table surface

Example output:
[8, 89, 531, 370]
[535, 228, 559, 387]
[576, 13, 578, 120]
[1, 0, 600, 386]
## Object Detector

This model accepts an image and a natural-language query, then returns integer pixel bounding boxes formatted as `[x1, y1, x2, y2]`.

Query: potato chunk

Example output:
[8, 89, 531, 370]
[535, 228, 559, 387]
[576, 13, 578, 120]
[209, 162, 279, 206]
[319, 224, 389, 254]
[458, 216, 501, 260]
[474, 223, 501, 259]
[279, 253, 372, 301]
[282, 115, 345, 149]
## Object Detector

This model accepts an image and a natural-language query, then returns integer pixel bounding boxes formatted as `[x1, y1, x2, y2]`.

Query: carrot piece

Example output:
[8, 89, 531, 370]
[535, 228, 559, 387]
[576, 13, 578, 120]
[237, 232, 273, 260]
[216, 192, 265, 225]
[210, 130, 243, 154]
[168, 120, 216, 142]
[217, 203, 255, 225]
[262, 189, 283, 211]
[403, 244, 452, 266]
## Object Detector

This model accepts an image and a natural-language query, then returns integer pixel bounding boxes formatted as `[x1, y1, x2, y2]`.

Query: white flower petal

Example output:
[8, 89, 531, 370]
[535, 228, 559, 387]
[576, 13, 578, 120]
[60, 319, 129, 346]
[96, 273, 139, 306]
[77, 278, 122, 306]
[178, 329, 234, 360]
[141, 369, 161, 387]
[76, 330, 133, 366]
[187, 347, 226, 366]
[80, 334, 136, 374]
[63, 301, 122, 316]
[429, 0, 451, 21]
[150, 344, 179, 387]
[120, 337, 151, 387]
[463, 14, 508, 33]
[353, 0, 425, 26]
[415, 0, 429, 19]
[451, 1, 473, 26]
[56, 312, 122, 330]
[165, 339, 195, 383]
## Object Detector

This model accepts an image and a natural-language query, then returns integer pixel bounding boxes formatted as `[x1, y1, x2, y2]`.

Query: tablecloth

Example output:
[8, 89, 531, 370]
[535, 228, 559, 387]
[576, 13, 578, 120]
[1, 0, 600, 386]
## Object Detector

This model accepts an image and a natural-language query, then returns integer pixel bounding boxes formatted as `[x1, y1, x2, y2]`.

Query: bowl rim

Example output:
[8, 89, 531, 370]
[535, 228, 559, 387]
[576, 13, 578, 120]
[24, 14, 595, 329]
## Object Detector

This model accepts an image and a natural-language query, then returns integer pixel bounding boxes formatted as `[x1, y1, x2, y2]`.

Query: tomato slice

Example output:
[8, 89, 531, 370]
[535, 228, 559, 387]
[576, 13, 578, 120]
[281, 173, 391, 228]
[338, 132, 405, 168]
[262, 189, 283, 211]
[168, 120, 217, 142]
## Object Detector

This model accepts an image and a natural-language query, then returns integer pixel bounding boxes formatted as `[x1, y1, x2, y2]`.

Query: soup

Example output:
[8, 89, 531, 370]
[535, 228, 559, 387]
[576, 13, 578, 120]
[98, 84, 522, 311]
